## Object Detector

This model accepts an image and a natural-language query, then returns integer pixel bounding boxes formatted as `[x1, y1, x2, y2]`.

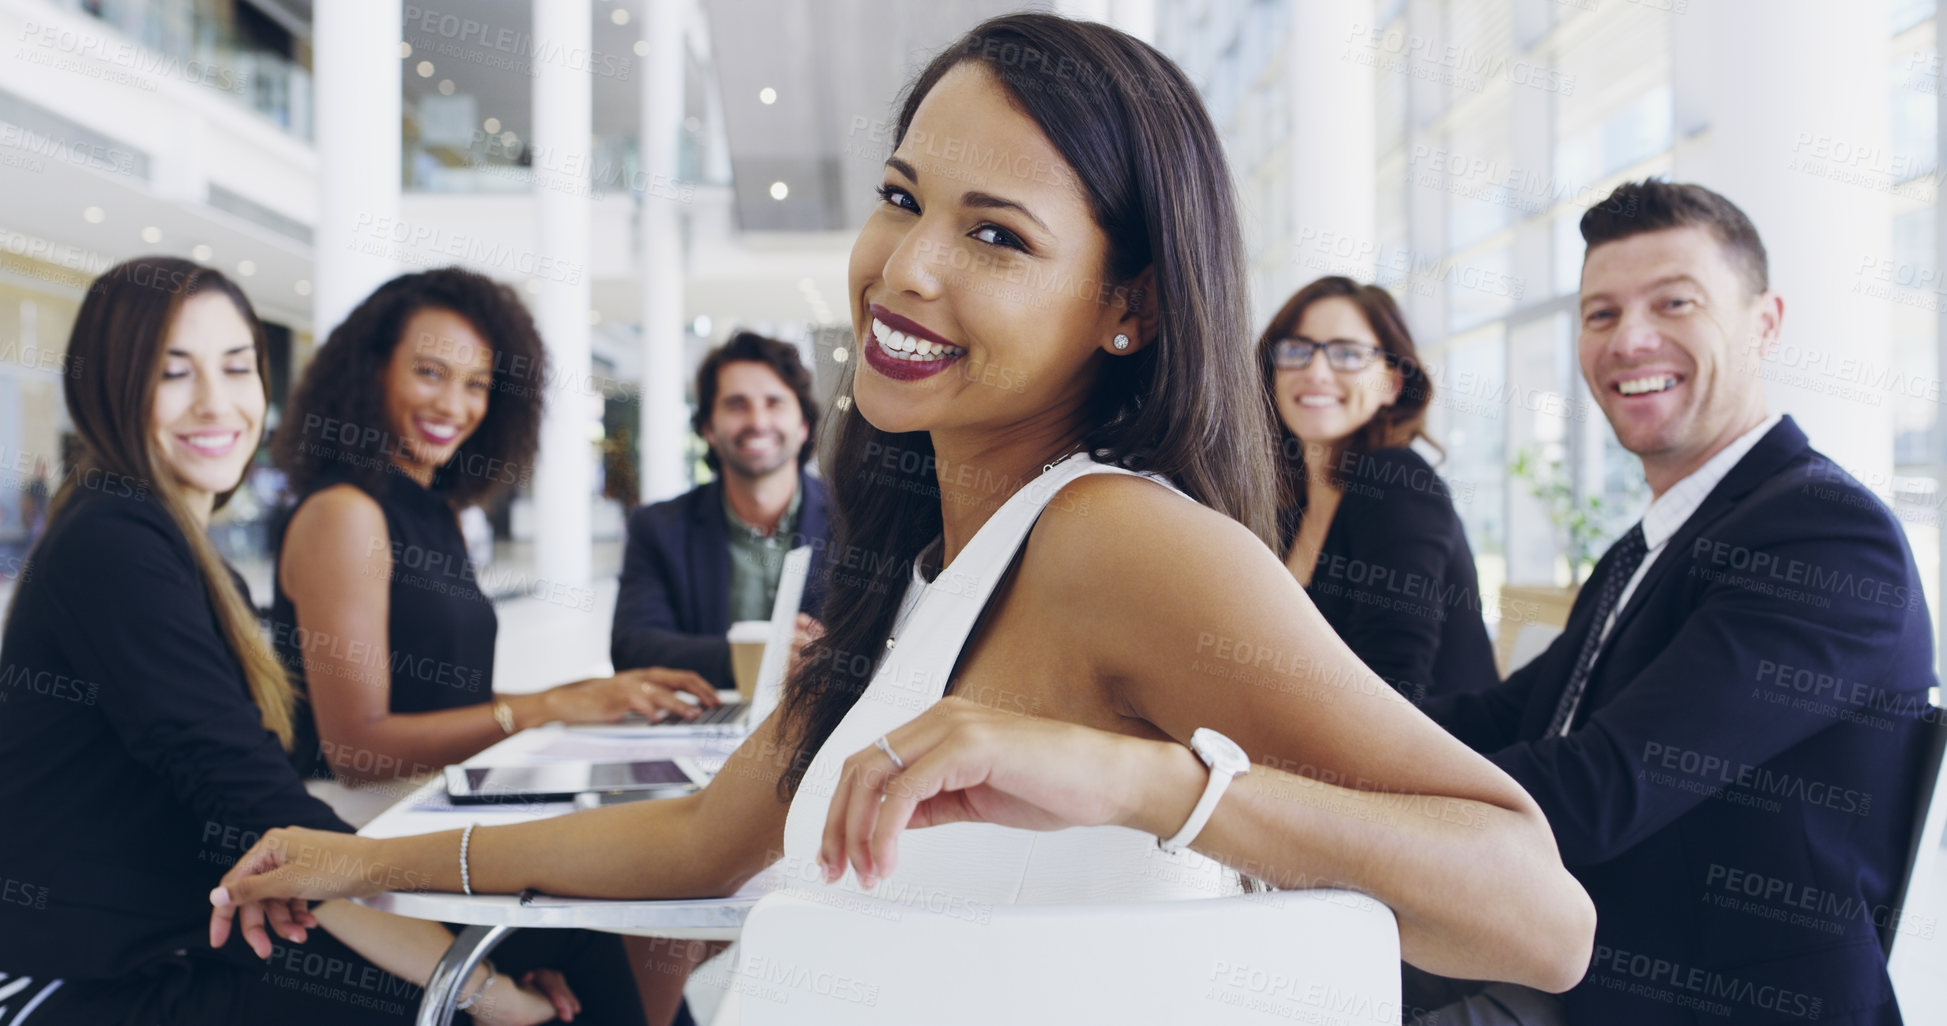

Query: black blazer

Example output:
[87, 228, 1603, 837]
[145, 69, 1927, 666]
[1290, 447, 1498, 703]
[0, 489, 348, 980]
[1431, 418, 1933, 1025]
[610, 473, 831, 688]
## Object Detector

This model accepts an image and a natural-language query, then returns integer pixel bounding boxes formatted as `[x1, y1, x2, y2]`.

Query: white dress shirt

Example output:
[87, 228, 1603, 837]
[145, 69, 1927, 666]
[1556, 414, 1782, 735]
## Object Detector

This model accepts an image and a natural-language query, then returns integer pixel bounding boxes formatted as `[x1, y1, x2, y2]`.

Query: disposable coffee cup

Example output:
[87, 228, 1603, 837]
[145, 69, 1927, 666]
[728, 621, 770, 701]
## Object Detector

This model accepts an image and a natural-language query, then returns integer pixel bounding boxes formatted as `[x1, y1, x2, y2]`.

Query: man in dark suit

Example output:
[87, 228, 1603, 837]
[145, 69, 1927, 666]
[1417, 181, 1936, 1025]
[611, 331, 831, 689]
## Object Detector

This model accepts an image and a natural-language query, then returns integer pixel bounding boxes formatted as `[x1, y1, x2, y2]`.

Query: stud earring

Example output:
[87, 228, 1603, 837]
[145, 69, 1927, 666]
[1112, 333, 1131, 351]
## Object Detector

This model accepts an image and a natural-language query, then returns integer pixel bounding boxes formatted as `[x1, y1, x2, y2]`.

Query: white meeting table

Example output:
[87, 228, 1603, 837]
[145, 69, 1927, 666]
[352, 719, 772, 1026]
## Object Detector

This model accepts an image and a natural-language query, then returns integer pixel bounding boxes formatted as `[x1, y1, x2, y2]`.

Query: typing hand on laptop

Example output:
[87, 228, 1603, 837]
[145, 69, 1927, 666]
[536, 666, 722, 725]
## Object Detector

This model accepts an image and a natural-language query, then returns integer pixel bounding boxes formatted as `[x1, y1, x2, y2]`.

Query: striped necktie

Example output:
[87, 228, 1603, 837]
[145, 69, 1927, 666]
[1544, 524, 1648, 737]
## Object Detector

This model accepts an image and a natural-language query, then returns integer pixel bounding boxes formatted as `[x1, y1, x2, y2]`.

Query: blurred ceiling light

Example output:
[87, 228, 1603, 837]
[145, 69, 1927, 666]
[438, 79, 455, 95]
[633, 39, 649, 57]
[611, 8, 630, 25]
[832, 347, 848, 363]
[236, 260, 256, 277]
[589, 308, 603, 325]
[483, 117, 501, 133]
[684, 116, 701, 132]
[81, 206, 104, 223]
[140, 226, 161, 243]
[399, 41, 413, 59]
[416, 60, 435, 78]
[691, 314, 712, 337]
[500, 130, 518, 147]
[191, 244, 213, 261]
[295, 279, 312, 296]
[769, 181, 789, 201]
[759, 87, 777, 105]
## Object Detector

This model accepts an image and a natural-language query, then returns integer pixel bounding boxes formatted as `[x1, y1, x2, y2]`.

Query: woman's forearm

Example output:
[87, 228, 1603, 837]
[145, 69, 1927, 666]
[1125, 740, 1594, 992]
[309, 899, 490, 992]
[375, 791, 756, 901]
[319, 701, 530, 785]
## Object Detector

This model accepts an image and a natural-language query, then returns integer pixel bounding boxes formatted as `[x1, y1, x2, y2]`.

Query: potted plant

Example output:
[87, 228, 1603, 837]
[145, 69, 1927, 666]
[1496, 445, 1642, 672]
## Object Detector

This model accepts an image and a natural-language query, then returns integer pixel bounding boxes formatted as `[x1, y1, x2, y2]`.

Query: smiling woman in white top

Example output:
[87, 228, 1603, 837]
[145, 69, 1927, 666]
[210, 12, 1596, 997]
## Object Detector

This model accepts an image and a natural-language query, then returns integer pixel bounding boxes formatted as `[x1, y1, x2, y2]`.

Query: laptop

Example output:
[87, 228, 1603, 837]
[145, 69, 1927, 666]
[583, 545, 810, 736]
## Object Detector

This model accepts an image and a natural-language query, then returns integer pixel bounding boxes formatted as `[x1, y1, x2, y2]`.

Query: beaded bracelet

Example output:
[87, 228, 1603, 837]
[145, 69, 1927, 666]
[459, 823, 477, 896]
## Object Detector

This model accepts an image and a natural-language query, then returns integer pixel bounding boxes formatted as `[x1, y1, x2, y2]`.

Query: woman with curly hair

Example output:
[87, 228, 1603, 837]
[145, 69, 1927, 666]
[0, 257, 585, 1025]
[270, 267, 720, 795]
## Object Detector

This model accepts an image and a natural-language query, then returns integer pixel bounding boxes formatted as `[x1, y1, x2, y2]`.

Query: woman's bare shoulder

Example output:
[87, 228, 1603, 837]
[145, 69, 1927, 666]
[1024, 471, 1283, 606]
[285, 483, 385, 543]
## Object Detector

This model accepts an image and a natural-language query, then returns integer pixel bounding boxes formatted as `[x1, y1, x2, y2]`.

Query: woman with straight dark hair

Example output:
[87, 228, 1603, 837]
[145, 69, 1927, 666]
[0, 257, 584, 1025]
[213, 13, 1594, 1000]
[1258, 276, 1498, 703]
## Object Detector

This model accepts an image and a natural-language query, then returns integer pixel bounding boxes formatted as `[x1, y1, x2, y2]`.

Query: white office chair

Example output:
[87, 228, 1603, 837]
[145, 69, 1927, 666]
[1887, 705, 1947, 1011]
[723, 887, 1400, 1025]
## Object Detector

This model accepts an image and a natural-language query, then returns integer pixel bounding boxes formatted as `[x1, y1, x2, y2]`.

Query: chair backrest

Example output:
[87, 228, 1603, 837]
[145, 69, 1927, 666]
[747, 547, 810, 727]
[731, 888, 1400, 1026]
[1886, 704, 1947, 1006]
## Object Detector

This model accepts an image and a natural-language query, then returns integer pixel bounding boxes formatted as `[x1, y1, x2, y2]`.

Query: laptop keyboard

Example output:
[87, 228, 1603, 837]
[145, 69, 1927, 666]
[686, 701, 747, 725]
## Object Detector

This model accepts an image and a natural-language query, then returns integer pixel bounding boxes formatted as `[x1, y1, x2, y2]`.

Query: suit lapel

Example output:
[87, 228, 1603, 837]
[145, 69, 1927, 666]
[690, 479, 732, 633]
[1581, 418, 1811, 696]
[791, 473, 828, 550]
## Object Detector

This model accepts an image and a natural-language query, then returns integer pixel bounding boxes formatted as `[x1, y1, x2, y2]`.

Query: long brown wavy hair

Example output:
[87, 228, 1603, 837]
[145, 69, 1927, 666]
[776, 12, 1276, 798]
[1256, 276, 1436, 549]
[33, 256, 297, 746]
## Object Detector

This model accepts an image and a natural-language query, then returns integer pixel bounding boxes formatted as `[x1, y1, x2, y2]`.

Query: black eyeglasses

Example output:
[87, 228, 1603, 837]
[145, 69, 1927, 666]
[1272, 337, 1388, 373]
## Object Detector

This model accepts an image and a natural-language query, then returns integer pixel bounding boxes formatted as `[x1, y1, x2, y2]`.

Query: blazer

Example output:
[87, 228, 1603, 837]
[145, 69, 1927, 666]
[610, 472, 831, 688]
[1431, 417, 1934, 1025]
[1289, 446, 1499, 704]
[0, 489, 349, 980]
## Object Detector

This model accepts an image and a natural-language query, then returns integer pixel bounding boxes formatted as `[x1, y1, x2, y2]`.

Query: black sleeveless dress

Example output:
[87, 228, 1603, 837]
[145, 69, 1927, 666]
[271, 470, 497, 779]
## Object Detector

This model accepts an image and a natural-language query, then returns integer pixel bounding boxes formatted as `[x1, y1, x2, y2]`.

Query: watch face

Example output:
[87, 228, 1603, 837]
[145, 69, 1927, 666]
[1191, 728, 1250, 775]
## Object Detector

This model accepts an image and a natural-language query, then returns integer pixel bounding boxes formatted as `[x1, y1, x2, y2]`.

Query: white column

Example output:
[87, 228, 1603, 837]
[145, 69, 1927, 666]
[638, 0, 688, 503]
[1286, 0, 1377, 298]
[533, 0, 594, 586]
[312, 0, 401, 340]
[1671, 0, 1893, 488]
[1935, 20, 1947, 680]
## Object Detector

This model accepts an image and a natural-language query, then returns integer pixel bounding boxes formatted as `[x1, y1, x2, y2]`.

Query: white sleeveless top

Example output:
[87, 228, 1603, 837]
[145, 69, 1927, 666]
[776, 454, 1237, 907]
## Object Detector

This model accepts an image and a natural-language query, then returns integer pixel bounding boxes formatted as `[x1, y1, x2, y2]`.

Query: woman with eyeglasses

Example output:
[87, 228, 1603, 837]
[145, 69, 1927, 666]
[1258, 276, 1498, 704]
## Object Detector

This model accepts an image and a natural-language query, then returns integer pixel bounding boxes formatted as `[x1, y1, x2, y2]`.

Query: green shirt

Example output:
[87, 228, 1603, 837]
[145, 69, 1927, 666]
[724, 484, 802, 622]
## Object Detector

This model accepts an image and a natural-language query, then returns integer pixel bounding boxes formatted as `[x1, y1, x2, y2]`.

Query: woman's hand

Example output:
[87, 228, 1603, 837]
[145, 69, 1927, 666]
[541, 667, 721, 724]
[816, 696, 1201, 889]
[209, 827, 412, 959]
[471, 967, 582, 1026]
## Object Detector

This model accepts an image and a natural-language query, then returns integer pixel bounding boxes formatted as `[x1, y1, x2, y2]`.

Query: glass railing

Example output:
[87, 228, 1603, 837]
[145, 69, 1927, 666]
[405, 125, 723, 194]
[43, 0, 312, 139]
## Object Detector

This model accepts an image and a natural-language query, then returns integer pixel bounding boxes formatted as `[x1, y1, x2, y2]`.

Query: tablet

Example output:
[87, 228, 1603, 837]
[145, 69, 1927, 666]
[444, 758, 705, 804]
